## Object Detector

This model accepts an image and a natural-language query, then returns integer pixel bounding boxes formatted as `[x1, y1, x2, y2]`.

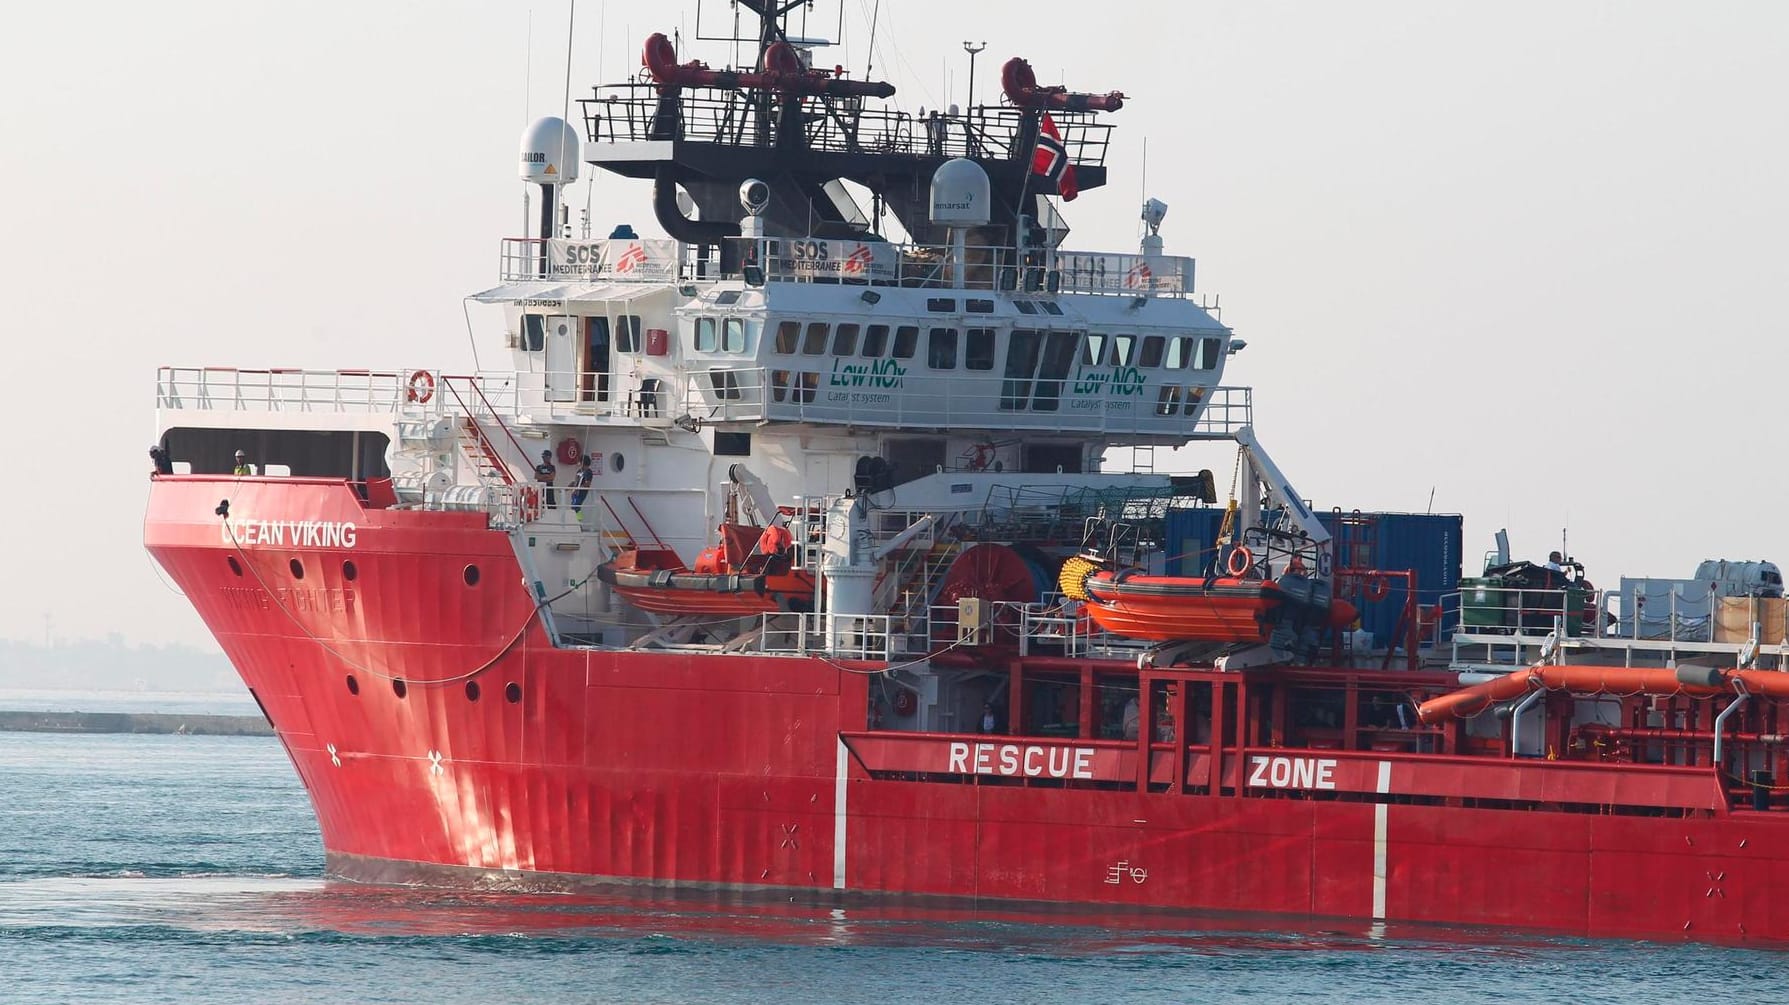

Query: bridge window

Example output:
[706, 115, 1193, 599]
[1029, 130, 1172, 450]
[1110, 334, 1136, 366]
[771, 369, 790, 402]
[926, 297, 956, 313]
[1041, 301, 1064, 316]
[1165, 336, 1191, 369]
[1081, 333, 1106, 366]
[1182, 385, 1208, 415]
[774, 321, 800, 353]
[862, 324, 889, 357]
[618, 315, 642, 353]
[795, 372, 819, 403]
[1031, 331, 1081, 412]
[1001, 329, 1042, 410]
[892, 325, 919, 359]
[928, 328, 958, 369]
[966, 299, 995, 314]
[1015, 301, 1039, 315]
[523, 315, 545, 352]
[1156, 385, 1182, 415]
[1196, 336, 1224, 370]
[833, 323, 861, 356]
[965, 329, 996, 370]
[1139, 335, 1165, 368]
[715, 290, 742, 305]
[723, 318, 748, 353]
[709, 368, 742, 400]
[803, 322, 830, 355]
[695, 317, 717, 352]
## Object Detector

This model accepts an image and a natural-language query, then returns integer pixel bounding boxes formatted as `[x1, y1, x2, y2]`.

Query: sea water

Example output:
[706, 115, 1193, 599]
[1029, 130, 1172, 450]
[2, 726, 1787, 1004]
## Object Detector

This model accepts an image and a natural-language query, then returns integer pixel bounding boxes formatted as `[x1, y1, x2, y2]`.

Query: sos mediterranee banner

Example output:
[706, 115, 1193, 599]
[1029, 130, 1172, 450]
[546, 239, 679, 281]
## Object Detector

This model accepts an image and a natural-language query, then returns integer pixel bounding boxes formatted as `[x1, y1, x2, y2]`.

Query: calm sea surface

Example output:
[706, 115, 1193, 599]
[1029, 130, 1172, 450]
[2, 699, 1788, 1004]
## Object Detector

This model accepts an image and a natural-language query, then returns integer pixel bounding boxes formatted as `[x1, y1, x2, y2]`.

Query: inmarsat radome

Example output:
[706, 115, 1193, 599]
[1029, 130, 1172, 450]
[518, 117, 581, 274]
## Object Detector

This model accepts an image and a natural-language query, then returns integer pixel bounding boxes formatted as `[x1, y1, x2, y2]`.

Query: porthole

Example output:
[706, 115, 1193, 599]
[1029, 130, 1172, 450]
[612, 453, 626, 473]
[346, 674, 360, 695]
[505, 682, 522, 704]
[392, 678, 408, 699]
[228, 556, 243, 577]
[289, 558, 304, 580]
[463, 564, 481, 587]
[342, 560, 358, 581]
[465, 680, 481, 702]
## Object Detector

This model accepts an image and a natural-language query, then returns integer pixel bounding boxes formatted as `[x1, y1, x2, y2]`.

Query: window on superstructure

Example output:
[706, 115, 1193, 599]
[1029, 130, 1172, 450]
[1165, 336, 1191, 369]
[1196, 336, 1224, 370]
[832, 323, 860, 356]
[695, 317, 717, 352]
[523, 315, 545, 352]
[1110, 334, 1136, 366]
[796, 372, 819, 404]
[928, 328, 958, 369]
[1155, 385, 1182, 416]
[715, 290, 742, 306]
[771, 369, 791, 402]
[926, 297, 956, 313]
[774, 321, 801, 354]
[802, 322, 830, 355]
[892, 325, 919, 359]
[965, 329, 995, 370]
[966, 299, 994, 314]
[1182, 385, 1207, 415]
[862, 324, 889, 357]
[1001, 329, 1042, 411]
[1081, 333, 1107, 366]
[1139, 336, 1165, 368]
[618, 315, 643, 353]
[709, 368, 742, 400]
[1041, 301, 1064, 316]
[1031, 331, 1081, 411]
[1015, 301, 1039, 315]
[723, 318, 747, 353]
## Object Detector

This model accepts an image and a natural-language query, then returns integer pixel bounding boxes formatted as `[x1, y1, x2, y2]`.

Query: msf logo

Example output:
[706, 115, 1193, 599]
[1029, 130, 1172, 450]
[614, 244, 648, 274]
[841, 245, 875, 275]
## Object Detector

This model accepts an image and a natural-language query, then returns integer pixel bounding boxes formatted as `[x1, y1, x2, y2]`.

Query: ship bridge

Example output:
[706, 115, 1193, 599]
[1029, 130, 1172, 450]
[475, 231, 1244, 446]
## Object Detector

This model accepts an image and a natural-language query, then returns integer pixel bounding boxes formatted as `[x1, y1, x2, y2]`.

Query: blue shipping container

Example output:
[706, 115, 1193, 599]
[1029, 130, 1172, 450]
[1162, 508, 1463, 648]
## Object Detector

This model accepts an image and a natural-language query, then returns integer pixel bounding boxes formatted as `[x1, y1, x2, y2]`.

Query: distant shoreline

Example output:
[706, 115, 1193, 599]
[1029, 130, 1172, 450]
[0, 710, 273, 736]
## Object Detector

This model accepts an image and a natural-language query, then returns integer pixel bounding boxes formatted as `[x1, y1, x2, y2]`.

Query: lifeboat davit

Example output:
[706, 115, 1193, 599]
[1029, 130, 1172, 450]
[597, 523, 815, 618]
[1059, 555, 1357, 644]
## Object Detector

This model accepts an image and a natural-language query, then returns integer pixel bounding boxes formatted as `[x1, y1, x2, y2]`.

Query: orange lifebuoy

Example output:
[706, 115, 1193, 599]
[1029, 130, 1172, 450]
[1226, 545, 1254, 578]
[556, 437, 583, 467]
[406, 369, 435, 404]
[518, 485, 542, 522]
[966, 442, 996, 471]
[1365, 576, 1390, 602]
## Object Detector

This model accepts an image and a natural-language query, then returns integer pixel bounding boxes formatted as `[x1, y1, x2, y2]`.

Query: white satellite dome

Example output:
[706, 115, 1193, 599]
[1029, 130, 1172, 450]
[929, 158, 990, 226]
[518, 116, 581, 184]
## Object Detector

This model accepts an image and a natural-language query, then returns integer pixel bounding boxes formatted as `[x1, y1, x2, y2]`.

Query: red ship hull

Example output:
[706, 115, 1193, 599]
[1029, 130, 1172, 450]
[145, 476, 1789, 944]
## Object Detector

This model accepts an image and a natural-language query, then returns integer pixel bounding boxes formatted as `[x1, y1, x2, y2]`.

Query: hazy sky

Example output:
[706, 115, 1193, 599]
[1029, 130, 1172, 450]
[3, 1, 1786, 650]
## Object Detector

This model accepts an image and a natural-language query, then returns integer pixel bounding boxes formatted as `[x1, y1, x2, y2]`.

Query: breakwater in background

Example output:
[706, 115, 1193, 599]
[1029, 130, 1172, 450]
[0, 710, 271, 736]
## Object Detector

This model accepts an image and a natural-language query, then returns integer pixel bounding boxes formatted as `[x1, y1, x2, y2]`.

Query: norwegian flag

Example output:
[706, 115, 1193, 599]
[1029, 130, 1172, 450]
[1030, 113, 1079, 202]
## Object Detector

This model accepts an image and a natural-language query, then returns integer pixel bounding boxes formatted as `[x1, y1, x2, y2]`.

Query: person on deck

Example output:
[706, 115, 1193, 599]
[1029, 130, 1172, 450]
[148, 445, 173, 475]
[533, 450, 558, 508]
[1545, 551, 1564, 573]
[569, 455, 594, 521]
[232, 450, 253, 476]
